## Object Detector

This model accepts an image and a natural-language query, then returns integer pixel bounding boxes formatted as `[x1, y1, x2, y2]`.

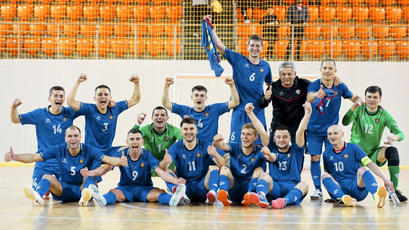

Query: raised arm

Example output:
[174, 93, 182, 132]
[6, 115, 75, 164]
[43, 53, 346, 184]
[10, 99, 22, 124]
[295, 102, 312, 148]
[203, 15, 226, 54]
[208, 145, 225, 168]
[67, 74, 87, 111]
[258, 85, 272, 109]
[161, 77, 174, 111]
[127, 74, 141, 108]
[245, 103, 269, 146]
[225, 77, 240, 109]
[342, 103, 360, 126]
[4, 147, 43, 163]
[101, 151, 128, 167]
[213, 134, 231, 152]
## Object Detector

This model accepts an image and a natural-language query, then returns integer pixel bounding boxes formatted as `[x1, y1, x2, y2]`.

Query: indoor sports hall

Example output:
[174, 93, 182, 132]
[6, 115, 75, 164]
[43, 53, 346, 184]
[0, 0, 408, 229]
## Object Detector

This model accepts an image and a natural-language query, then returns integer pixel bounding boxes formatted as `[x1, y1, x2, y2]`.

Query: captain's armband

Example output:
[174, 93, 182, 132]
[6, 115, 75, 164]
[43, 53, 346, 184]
[361, 156, 372, 166]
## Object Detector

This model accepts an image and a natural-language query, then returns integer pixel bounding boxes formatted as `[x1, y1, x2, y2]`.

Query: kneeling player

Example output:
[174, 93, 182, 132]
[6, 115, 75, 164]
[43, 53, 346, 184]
[246, 102, 311, 209]
[322, 125, 394, 208]
[81, 128, 187, 207]
[4, 126, 127, 205]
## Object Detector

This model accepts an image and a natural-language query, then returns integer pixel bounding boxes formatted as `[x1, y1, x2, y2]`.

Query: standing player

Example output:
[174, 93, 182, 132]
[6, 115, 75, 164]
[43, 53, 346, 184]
[162, 117, 226, 203]
[203, 15, 272, 144]
[342, 86, 406, 202]
[306, 59, 360, 200]
[258, 61, 310, 141]
[80, 128, 187, 207]
[10, 86, 81, 195]
[67, 74, 141, 155]
[132, 106, 183, 163]
[246, 102, 311, 209]
[162, 77, 239, 143]
[4, 126, 128, 206]
[322, 125, 393, 208]
[212, 122, 266, 206]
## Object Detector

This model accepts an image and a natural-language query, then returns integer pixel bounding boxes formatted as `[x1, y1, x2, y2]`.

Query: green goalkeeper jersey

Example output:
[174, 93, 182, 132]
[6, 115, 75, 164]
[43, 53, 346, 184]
[342, 105, 404, 156]
[133, 123, 183, 161]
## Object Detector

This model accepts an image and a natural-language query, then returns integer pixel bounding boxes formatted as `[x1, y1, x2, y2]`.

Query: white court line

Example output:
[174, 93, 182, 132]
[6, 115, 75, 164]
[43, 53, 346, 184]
[0, 213, 407, 225]
[120, 203, 409, 218]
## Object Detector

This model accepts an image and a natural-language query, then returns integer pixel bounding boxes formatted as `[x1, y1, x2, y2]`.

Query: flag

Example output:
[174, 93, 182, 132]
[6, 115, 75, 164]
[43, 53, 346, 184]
[201, 19, 224, 77]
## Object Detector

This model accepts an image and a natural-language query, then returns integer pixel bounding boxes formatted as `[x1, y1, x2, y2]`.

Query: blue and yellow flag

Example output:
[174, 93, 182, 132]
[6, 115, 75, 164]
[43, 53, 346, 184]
[201, 19, 224, 77]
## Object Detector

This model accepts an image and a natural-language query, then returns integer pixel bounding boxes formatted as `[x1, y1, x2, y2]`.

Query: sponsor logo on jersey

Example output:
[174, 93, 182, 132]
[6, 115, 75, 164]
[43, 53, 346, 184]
[45, 118, 51, 123]
[205, 112, 209, 117]
[344, 154, 349, 158]
[287, 154, 291, 158]
[80, 159, 84, 164]
[375, 118, 380, 124]
[62, 158, 68, 163]
[244, 64, 249, 68]
[279, 91, 285, 96]
[260, 68, 264, 73]
[329, 156, 334, 161]
[182, 154, 186, 159]
[140, 162, 144, 168]
[96, 116, 101, 120]
[196, 152, 201, 158]
[109, 115, 113, 120]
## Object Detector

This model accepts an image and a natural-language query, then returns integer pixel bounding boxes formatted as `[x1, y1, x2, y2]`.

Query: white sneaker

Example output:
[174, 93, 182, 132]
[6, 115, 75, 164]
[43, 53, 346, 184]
[180, 193, 191, 205]
[206, 190, 217, 205]
[310, 189, 323, 200]
[89, 184, 107, 207]
[79, 188, 92, 206]
[169, 184, 186, 207]
[24, 185, 44, 205]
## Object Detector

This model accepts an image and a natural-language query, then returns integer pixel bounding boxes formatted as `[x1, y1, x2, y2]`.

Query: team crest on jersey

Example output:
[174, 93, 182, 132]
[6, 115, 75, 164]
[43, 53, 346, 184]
[109, 115, 113, 120]
[296, 90, 301, 95]
[165, 136, 169, 141]
[80, 158, 84, 164]
[140, 162, 145, 168]
[344, 154, 349, 158]
[260, 68, 264, 73]
[63, 117, 67, 121]
[196, 152, 201, 158]
[251, 157, 255, 162]
[205, 112, 209, 117]
[375, 118, 380, 124]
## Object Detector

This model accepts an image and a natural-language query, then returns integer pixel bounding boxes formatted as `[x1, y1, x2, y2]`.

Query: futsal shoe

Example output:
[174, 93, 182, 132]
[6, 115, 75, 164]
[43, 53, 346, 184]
[395, 190, 408, 202]
[339, 195, 357, 207]
[248, 192, 269, 208]
[43, 191, 51, 200]
[89, 184, 107, 207]
[206, 190, 217, 204]
[271, 198, 287, 209]
[241, 193, 250, 206]
[170, 184, 186, 207]
[172, 185, 190, 205]
[310, 189, 323, 200]
[373, 186, 387, 208]
[24, 185, 44, 205]
[79, 188, 92, 206]
[217, 189, 232, 206]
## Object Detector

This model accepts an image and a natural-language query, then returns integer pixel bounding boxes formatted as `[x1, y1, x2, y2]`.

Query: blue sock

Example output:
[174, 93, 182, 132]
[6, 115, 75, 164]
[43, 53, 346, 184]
[256, 179, 269, 195]
[248, 177, 258, 192]
[208, 169, 219, 192]
[83, 177, 95, 189]
[362, 170, 378, 195]
[166, 171, 177, 192]
[219, 174, 230, 191]
[283, 188, 303, 206]
[311, 160, 322, 190]
[158, 193, 172, 205]
[103, 192, 117, 205]
[36, 179, 50, 197]
[322, 177, 344, 199]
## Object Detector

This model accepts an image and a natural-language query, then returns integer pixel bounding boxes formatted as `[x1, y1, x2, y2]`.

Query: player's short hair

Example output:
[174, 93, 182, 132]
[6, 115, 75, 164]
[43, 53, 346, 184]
[95, 85, 111, 93]
[365, 85, 382, 97]
[248, 34, 263, 46]
[180, 117, 196, 127]
[241, 123, 258, 135]
[49, 86, 65, 96]
[278, 62, 296, 73]
[152, 106, 168, 117]
[320, 58, 336, 68]
[65, 125, 81, 134]
[191, 85, 207, 93]
[274, 125, 290, 136]
[127, 127, 143, 137]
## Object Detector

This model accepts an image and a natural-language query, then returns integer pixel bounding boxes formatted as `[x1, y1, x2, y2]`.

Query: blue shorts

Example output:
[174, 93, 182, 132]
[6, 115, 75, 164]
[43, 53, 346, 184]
[306, 132, 331, 156]
[117, 185, 154, 202]
[32, 162, 60, 190]
[229, 109, 265, 145]
[52, 177, 96, 202]
[338, 178, 368, 202]
[267, 181, 303, 205]
[185, 176, 207, 202]
[229, 178, 250, 202]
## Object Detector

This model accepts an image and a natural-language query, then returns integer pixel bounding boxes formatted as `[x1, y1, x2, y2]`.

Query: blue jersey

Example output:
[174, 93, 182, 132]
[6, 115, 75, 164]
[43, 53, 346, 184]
[268, 143, 305, 183]
[224, 48, 272, 112]
[111, 148, 158, 187]
[78, 101, 128, 151]
[20, 106, 81, 166]
[172, 102, 229, 143]
[40, 143, 104, 185]
[307, 80, 353, 135]
[228, 143, 266, 181]
[169, 139, 223, 183]
[323, 143, 367, 183]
